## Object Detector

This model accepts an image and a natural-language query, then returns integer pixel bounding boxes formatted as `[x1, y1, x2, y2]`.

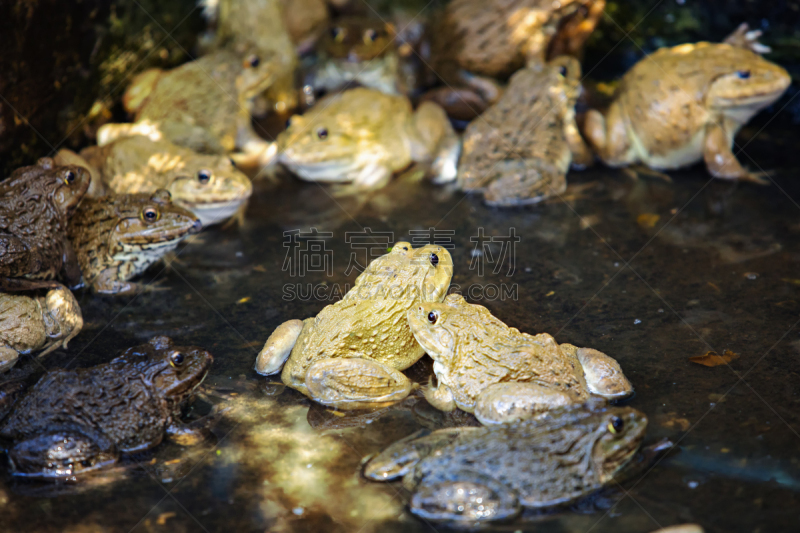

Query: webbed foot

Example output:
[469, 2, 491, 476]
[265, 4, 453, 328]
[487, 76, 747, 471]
[255, 319, 304, 375]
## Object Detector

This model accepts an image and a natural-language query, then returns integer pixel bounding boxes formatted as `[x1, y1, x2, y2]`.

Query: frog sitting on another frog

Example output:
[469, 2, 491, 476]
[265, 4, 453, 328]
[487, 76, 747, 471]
[0, 336, 213, 478]
[67, 190, 202, 296]
[456, 57, 593, 207]
[255, 242, 453, 409]
[364, 402, 647, 523]
[582, 25, 791, 183]
[407, 294, 633, 425]
[0, 286, 83, 373]
[277, 88, 461, 190]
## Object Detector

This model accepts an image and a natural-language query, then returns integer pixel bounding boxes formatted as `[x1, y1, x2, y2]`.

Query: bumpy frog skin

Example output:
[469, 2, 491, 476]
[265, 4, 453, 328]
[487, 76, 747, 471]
[255, 242, 453, 409]
[583, 27, 791, 183]
[277, 88, 461, 189]
[364, 403, 647, 523]
[98, 49, 277, 167]
[457, 57, 593, 207]
[0, 336, 212, 478]
[72, 136, 252, 227]
[67, 190, 202, 295]
[407, 294, 633, 425]
[0, 286, 83, 373]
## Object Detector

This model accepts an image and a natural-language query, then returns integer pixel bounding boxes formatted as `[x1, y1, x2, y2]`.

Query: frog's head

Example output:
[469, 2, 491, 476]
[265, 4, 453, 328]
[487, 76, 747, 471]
[167, 155, 253, 227]
[131, 336, 214, 400]
[548, 55, 583, 101]
[110, 189, 202, 249]
[236, 48, 279, 104]
[702, 44, 790, 123]
[322, 17, 396, 62]
[40, 159, 92, 216]
[406, 293, 466, 363]
[41, 286, 84, 352]
[590, 406, 648, 482]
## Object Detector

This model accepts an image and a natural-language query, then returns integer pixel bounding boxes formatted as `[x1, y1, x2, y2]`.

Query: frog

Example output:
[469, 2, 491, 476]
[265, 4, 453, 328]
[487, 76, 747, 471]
[0, 286, 83, 374]
[0, 158, 91, 291]
[67, 190, 202, 296]
[582, 25, 791, 184]
[0, 336, 213, 478]
[277, 88, 461, 190]
[255, 242, 453, 409]
[67, 136, 253, 227]
[425, 0, 606, 119]
[406, 294, 633, 425]
[363, 402, 647, 523]
[97, 49, 278, 167]
[456, 56, 594, 207]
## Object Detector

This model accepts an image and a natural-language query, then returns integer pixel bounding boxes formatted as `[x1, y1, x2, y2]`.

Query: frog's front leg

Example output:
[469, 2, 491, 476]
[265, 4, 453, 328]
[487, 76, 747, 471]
[166, 418, 216, 446]
[60, 241, 83, 289]
[411, 470, 521, 523]
[473, 382, 575, 425]
[703, 123, 769, 184]
[234, 116, 278, 168]
[255, 319, 305, 375]
[304, 357, 413, 410]
[351, 163, 393, 190]
[582, 103, 632, 166]
[0, 345, 20, 373]
[423, 376, 457, 412]
[90, 269, 151, 296]
[7, 431, 118, 478]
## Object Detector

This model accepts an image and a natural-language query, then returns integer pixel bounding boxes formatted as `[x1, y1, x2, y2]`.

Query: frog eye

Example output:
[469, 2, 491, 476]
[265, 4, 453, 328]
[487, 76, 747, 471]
[169, 350, 185, 367]
[608, 416, 625, 434]
[247, 54, 260, 68]
[197, 169, 212, 184]
[285, 118, 292, 129]
[64, 170, 76, 184]
[558, 65, 568, 76]
[317, 127, 329, 140]
[228, 158, 236, 167]
[142, 207, 160, 222]
[427, 311, 438, 324]
[737, 70, 751, 79]
[330, 26, 346, 43]
[430, 253, 439, 267]
[363, 29, 378, 44]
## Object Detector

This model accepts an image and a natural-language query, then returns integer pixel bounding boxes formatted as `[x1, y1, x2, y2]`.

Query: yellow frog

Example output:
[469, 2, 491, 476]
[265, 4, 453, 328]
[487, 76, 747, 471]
[255, 242, 453, 409]
[277, 88, 461, 189]
[407, 294, 633, 425]
[457, 57, 593, 206]
[583, 26, 791, 183]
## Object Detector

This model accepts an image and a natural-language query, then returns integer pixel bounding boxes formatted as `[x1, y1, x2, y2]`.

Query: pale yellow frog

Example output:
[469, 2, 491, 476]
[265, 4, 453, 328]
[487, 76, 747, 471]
[457, 57, 593, 206]
[255, 242, 453, 409]
[407, 294, 633, 425]
[583, 25, 791, 183]
[277, 88, 461, 189]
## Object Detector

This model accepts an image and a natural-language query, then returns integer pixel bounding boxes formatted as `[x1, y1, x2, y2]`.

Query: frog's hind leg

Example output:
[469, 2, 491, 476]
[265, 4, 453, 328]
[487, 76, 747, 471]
[410, 469, 521, 523]
[255, 319, 305, 375]
[483, 162, 567, 207]
[574, 346, 634, 400]
[473, 382, 576, 425]
[7, 431, 118, 478]
[0, 345, 19, 373]
[304, 357, 413, 410]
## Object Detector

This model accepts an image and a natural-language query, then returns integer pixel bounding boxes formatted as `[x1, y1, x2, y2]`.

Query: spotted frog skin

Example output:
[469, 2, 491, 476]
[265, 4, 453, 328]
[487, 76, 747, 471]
[457, 57, 593, 207]
[67, 190, 202, 296]
[0, 286, 83, 374]
[278, 88, 461, 189]
[98, 49, 277, 167]
[255, 242, 453, 409]
[71, 136, 252, 227]
[364, 402, 647, 523]
[0, 158, 91, 291]
[407, 294, 633, 425]
[583, 26, 791, 183]
[0, 336, 212, 478]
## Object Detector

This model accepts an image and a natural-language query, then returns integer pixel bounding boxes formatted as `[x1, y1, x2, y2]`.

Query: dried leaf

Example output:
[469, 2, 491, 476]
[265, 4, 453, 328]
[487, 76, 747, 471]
[636, 213, 660, 228]
[689, 350, 739, 367]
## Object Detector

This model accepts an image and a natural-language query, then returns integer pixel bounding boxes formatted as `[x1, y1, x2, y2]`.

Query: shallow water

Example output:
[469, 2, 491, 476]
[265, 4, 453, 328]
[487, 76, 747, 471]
[3, 117, 800, 532]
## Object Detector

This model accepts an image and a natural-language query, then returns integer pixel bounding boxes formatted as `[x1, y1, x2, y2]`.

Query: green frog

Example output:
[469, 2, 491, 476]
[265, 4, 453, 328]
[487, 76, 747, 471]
[407, 294, 633, 425]
[255, 242, 453, 409]
[67, 190, 202, 296]
[278, 88, 461, 189]
[0, 286, 83, 373]
[364, 402, 647, 523]
[0, 158, 91, 291]
[457, 57, 593, 206]
[0, 336, 213, 478]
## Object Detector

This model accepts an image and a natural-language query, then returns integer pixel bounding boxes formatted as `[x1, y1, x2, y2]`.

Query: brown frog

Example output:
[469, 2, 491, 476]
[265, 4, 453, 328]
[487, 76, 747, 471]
[0, 336, 213, 478]
[0, 158, 91, 291]
[583, 25, 791, 183]
[456, 57, 593, 206]
[67, 190, 202, 296]
[255, 242, 453, 409]
[407, 294, 633, 425]
[0, 286, 83, 373]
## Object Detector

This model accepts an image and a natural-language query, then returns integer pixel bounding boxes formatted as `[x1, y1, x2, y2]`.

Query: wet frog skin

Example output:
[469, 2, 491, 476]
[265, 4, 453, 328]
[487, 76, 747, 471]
[67, 190, 202, 296]
[583, 27, 791, 183]
[457, 57, 593, 206]
[0, 158, 91, 291]
[407, 294, 633, 425]
[0, 336, 213, 478]
[364, 403, 647, 523]
[255, 242, 453, 409]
